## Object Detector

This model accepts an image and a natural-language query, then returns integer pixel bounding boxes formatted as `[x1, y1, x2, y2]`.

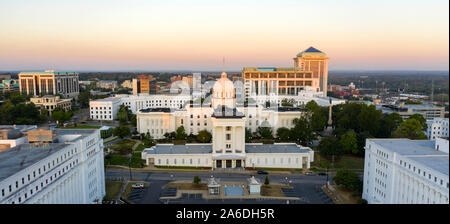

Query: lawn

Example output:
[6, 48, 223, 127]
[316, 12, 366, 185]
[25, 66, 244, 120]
[312, 153, 365, 170]
[104, 181, 124, 200]
[251, 167, 297, 172]
[154, 166, 209, 170]
[166, 182, 208, 190]
[108, 139, 136, 151]
[334, 186, 362, 204]
[261, 184, 292, 197]
[134, 143, 146, 152]
[105, 152, 145, 168]
[63, 125, 101, 129]
[106, 154, 129, 165]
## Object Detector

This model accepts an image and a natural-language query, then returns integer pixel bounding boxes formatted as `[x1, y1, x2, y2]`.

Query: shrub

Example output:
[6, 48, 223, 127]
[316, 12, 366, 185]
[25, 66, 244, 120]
[193, 176, 201, 184]
[264, 176, 270, 185]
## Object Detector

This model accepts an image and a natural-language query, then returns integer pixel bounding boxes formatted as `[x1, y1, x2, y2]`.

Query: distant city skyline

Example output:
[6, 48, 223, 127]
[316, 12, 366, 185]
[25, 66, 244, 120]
[0, 0, 448, 71]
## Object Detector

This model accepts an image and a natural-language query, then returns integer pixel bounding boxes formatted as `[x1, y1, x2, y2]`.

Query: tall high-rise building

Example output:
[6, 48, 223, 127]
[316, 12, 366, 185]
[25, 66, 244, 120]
[293, 47, 329, 96]
[18, 70, 79, 99]
[243, 47, 329, 97]
[132, 75, 156, 95]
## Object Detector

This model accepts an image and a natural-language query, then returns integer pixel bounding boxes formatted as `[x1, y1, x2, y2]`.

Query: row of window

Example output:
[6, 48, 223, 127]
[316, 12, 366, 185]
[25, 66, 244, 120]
[1, 148, 77, 200]
[399, 160, 449, 188]
[92, 115, 112, 119]
[249, 157, 302, 165]
[156, 158, 208, 165]
[6, 159, 79, 204]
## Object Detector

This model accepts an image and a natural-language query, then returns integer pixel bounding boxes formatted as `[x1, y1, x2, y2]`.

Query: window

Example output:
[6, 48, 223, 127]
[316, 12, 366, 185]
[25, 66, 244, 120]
[226, 126, 231, 131]
[226, 134, 231, 140]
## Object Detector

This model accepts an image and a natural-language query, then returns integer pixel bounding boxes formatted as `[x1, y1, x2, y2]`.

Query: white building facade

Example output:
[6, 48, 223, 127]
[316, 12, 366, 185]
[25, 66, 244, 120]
[426, 118, 449, 140]
[0, 129, 105, 204]
[89, 97, 122, 121]
[363, 138, 449, 204]
[140, 72, 314, 169]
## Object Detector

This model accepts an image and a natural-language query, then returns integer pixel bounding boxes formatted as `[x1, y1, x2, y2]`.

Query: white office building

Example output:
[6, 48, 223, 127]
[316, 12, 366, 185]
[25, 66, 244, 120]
[0, 129, 105, 204]
[89, 97, 122, 121]
[426, 118, 449, 140]
[363, 138, 449, 204]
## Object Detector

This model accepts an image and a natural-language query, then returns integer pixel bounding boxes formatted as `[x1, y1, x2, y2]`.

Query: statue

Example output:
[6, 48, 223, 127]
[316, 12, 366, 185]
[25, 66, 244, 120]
[321, 98, 334, 137]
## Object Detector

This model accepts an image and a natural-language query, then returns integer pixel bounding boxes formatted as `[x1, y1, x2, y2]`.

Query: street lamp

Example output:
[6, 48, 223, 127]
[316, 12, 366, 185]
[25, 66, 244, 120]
[128, 154, 133, 181]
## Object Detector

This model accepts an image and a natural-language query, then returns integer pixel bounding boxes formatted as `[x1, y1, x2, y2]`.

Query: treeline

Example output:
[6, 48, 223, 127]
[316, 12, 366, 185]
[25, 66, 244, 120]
[319, 102, 428, 160]
[0, 92, 47, 125]
[328, 73, 449, 97]
[79, 72, 178, 83]
[241, 100, 428, 160]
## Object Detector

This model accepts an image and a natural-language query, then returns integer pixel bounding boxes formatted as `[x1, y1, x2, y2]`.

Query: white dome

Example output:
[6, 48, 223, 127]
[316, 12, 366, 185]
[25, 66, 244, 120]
[212, 72, 236, 108]
[213, 72, 234, 99]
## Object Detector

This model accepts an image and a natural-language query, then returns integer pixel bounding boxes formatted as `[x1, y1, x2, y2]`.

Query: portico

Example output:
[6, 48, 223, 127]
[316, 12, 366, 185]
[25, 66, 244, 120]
[212, 155, 246, 169]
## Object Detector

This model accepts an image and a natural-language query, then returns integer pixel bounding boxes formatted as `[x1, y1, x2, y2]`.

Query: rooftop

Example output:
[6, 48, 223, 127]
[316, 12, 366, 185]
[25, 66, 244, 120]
[139, 108, 173, 113]
[368, 139, 449, 176]
[144, 143, 311, 154]
[245, 143, 311, 153]
[0, 143, 68, 182]
[212, 106, 245, 118]
[296, 47, 326, 57]
[144, 144, 212, 154]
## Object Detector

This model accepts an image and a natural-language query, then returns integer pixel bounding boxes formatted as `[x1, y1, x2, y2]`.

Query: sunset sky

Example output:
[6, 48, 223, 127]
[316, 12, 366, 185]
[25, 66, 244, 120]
[0, 0, 448, 71]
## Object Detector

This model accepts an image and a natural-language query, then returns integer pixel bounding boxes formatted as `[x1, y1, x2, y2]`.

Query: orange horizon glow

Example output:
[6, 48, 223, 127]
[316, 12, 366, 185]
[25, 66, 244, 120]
[0, 0, 448, 71]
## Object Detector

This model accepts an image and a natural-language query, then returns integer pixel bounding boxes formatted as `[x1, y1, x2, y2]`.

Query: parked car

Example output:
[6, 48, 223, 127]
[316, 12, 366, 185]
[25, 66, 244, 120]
[304, 171, 314, 176]
[318, 172, 327, 176]
[132, 182, 145, 188]
[257, 170, 268, 175]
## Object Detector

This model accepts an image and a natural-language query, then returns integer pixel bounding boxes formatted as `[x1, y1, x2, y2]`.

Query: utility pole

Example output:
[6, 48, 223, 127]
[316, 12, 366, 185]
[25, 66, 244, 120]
[128, 155, 133, 181]
[431, 79, 434, 103]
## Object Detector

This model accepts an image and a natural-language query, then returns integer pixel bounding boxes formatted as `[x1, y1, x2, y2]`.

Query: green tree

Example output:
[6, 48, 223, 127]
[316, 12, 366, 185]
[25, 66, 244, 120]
[340, 131, 358, 154]
[378, 113, 403, 138]
[305, 101, 328, 132]
[333, 169, 363, 193]
[193, 176, 201, 184]
[357, 104, 383, 136]
[257, 126, 273, 139]
[10, 92, 26, 105]
[289, 117, 316, 146]
[264, 176, 270, 185]
[117, 105, 130, 124]
[281, 98, 294, 107]
[176, 126, 187, 140]
[393, 118, 427, 140]
[78, 91, 91, 108]
[51, 108, 72, 125]
[130, 114, 137, 127]
[113, 126, 131, 139]
[408, 114, 427, 131]
[318, 136, 343, 160]
[245, 128, 252, 142]
[356, 131, 371, 157]
[276, 127, 290, 141]
[197, 130, 212, 143]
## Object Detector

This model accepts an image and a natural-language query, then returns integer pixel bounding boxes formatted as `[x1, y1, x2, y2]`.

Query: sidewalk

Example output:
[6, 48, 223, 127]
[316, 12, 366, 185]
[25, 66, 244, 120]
[105, 165, 299, 175]
[322, 185, 345, 204]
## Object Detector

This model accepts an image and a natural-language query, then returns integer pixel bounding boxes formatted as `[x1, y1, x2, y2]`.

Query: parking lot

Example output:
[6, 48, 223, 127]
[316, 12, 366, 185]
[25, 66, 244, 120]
[107, 170, 335, 204]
